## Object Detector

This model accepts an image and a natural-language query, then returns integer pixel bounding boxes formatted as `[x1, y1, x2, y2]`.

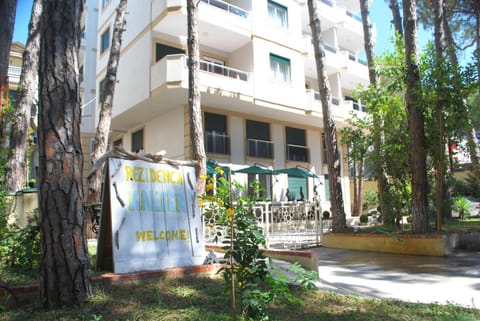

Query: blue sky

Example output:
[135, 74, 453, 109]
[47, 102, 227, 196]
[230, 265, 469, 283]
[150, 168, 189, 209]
[13, 0, 431, 56]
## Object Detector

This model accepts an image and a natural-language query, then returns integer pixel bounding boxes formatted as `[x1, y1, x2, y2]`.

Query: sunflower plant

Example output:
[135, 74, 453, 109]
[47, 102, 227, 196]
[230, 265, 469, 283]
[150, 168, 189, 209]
[200, 166, 318, 321]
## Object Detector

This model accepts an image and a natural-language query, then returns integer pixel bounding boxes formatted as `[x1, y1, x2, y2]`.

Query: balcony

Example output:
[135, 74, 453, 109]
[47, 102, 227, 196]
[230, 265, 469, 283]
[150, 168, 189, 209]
[151, 54, 252, 96]
[199, 60, 248, 81]
[8, 66, 21, 85]
[200, 0, 248, 19]
[152, 0, 251, 53]
[286, 144, 310, 162]
[205, 131, 230, 155]
[247, 139, 273, 159]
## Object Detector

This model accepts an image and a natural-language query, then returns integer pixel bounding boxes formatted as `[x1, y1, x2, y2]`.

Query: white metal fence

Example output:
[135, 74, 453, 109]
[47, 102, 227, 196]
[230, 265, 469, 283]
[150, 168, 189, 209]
[203, 197, 328, 249]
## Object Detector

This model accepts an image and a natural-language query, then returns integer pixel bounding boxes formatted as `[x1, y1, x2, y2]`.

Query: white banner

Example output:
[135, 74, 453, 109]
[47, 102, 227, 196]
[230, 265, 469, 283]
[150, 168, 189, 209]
[107, 157, 205, 273]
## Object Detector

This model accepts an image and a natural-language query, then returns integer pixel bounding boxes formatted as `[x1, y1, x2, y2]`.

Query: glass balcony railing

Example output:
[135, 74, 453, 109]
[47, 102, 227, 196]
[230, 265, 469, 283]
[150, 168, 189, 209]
[324, 43, 337, 53]
[313, 91, 340, 106]
[200, 0, 248, 18]
[286, 144, 310, 162]
[199, 60, 248, 81]
[8, 66, 21, 78]
[346, 10, 362, 22]
[205, 131, 230, 155]
[247, 138, 273, 159]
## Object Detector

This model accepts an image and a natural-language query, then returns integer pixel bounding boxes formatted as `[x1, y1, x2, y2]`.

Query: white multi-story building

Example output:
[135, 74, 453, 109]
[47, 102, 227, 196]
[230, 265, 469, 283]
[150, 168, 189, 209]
[94, 0, 374, 216]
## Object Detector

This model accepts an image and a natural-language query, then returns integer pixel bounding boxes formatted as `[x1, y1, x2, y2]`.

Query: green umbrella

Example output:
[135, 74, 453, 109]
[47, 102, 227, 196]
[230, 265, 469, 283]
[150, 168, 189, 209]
[272, 166, 319, 178]
[233, 163, 273, 175]
[206, 160, 230, 175]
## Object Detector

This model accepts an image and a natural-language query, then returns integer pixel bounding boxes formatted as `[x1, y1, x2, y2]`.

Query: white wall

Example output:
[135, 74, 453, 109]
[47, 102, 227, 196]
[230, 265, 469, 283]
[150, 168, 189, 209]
[145, 106, 185, 159]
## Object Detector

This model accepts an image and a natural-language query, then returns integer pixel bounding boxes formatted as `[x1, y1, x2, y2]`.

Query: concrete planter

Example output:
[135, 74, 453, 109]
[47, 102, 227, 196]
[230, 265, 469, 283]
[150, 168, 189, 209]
[322, 233, 448, 256]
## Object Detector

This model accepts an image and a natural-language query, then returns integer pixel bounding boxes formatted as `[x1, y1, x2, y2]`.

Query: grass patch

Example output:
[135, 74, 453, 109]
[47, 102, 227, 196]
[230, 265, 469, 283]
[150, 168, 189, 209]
[1, 275, 479, 321]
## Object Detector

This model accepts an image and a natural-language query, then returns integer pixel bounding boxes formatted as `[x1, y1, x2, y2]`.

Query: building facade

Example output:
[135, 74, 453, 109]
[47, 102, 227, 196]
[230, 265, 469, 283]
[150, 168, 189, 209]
[94, 0, 374, 216]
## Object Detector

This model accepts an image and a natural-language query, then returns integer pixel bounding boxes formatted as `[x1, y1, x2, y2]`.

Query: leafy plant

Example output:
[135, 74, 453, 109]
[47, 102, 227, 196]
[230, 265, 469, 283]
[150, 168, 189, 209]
[200, 166, 318, 320]
[360, 214, 369, 224]
[452, 197, 471, 220]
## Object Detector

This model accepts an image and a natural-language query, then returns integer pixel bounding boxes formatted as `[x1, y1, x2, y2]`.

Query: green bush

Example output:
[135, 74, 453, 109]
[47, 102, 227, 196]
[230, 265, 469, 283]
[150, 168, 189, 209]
[359, 214, 369, 224]
[452, 173, 480, 198]
[322, 211, 330, 219]
[0, 210, 40, 270]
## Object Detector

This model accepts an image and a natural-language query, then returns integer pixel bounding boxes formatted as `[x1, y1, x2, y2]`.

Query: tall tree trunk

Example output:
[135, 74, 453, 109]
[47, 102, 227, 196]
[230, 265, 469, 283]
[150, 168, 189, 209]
[352, 156, 358, 215]
[87, 0, 127, 205]
[6, 0, 41, 192]
[403, 0, 429, 233]
[356, 158, 365, 216]
[360, 0, 392, 225]
[387, 0, 403, 37]
[187, 0, 206, 194]
[433, 0, 447, 231]
[470, 0, 480, 181]
[0, 0, 17, 144]
[308, 0, 346, 231]
[38, 0, 90, 308]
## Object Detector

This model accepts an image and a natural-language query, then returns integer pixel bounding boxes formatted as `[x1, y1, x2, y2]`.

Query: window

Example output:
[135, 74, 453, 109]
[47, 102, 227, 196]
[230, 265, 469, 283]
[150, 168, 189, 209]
[322, 134, 327, 164]
[324, 174, 330, 201]
[204, 112, 230, 154]
[113, 138, 123, 148]
[270, 54, 290, 82]
[98, 77, 106, 103]
[268, 0, 288, 28]
[155, 43, 185, 62]
[246, 120, 272, 158]
[202, 56, 226, 75]
[286, 127, 309, 162]
[248, 173, 269, 199]
[287, 176, 307, 201]
[100, 28, 110, 54]
[102, 0, 111, 8]
[132, 129, 144, 153]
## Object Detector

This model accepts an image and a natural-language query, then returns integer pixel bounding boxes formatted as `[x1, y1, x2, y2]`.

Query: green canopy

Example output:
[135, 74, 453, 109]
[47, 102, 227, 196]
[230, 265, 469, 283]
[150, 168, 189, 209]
[233, 164, 273, 175]
[206, 160, 230, 175]
[272, 166, 319, 178]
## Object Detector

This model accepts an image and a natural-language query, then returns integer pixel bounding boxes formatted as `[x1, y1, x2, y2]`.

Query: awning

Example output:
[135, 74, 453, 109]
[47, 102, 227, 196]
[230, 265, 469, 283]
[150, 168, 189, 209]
[233, 163, 273, 175]
[206, 160, 230, 175]
[272, 166, 319, 178]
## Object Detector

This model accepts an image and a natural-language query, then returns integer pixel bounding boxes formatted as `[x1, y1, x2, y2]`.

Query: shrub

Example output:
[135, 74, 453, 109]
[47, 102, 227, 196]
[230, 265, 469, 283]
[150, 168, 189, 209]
[200, 167, 318, 320]
[322, 211, 330, 219]
[359, 214, 369, 224]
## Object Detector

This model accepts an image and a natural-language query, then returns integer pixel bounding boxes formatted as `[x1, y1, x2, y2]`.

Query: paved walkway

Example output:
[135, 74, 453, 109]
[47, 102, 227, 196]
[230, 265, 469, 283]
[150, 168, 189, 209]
[301, 247, 480, 308]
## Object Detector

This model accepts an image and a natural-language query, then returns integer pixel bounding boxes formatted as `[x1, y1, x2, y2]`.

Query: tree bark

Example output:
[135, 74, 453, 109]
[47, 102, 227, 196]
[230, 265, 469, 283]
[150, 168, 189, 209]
[87, 0, 127, 205]
[38, 0, 90, 308]
[403, 0, 429, 233]
[188, 0, 207, 194]
[360, 0, 392, 225]
[6, 0, 41, 192]
[433, 0, 447, 231]
[308, 0, 346, 231]
[388, 0, 403, 37]
[0, 0, 17, 144]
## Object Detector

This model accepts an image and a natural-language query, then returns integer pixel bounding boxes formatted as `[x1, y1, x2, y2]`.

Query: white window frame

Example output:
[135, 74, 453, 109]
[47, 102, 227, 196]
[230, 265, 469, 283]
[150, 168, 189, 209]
[269, 53, 291, 83]
[268, 0, 288, 29]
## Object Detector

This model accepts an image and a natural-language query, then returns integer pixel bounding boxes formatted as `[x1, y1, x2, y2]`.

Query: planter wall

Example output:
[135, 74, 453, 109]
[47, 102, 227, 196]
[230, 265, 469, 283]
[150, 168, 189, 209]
[322, 233, 448, 256]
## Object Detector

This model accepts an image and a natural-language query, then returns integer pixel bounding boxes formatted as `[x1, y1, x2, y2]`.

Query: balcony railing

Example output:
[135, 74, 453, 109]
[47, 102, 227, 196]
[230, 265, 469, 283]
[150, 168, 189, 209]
[346, 10, 362, 22]
[247, 138, 273, 159]
[313, 91, 340, 106]
[205, 131, 230, 155]
[199, 60, 248, 81]
[200, 0, 248, 18]
[350, 101, 368, 112]
[286, 144, 310, 162]
[324, 43, 337, 54]
[320, 0, 334, 7]
[8, 66, 21, 78]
